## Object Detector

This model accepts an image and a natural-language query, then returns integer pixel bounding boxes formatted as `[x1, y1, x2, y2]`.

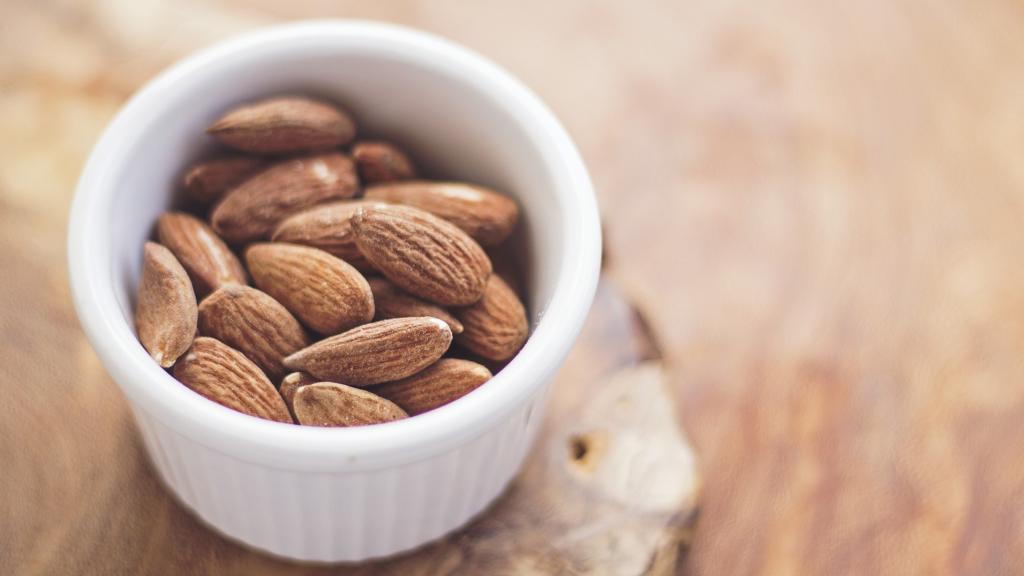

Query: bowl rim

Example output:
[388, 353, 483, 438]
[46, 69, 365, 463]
[68, 20, 601, 470]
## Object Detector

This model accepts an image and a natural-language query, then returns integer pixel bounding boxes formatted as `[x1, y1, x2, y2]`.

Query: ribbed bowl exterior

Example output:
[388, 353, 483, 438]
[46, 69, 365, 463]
[130, 392, 546, 562]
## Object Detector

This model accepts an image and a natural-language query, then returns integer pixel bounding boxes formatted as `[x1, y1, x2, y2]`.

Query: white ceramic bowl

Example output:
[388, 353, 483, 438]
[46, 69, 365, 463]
[68, 21, 600, 562]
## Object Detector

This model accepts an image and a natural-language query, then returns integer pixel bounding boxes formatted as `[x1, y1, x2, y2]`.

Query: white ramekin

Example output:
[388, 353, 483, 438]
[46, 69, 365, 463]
[67, 21, 600, 562]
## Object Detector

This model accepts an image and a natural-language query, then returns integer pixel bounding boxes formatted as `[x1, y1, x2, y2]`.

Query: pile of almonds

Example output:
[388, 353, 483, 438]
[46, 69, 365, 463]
[135, 96, 528, 427]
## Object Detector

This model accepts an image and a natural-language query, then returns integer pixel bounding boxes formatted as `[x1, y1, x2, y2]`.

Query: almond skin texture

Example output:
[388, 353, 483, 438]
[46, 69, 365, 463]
[279, 372, 316, 414]
[352, 204, 492, 306]
[135, 242, 197, 368]
[197, 285, 309, 382]
[157, 212, 247, 296]
[364, 181, 519, 246]
[352, 141, 416, 183]
[373, 359, 491, 416]
[271, 200, 383, 272]
[183, 156, 266, 206]
[293, 382, 407, 427]
[173, 337, 292, 423]
[211, 153, 359, 244]
[455, 275, 529, 361]
[246, 243, 374, 335]
[368, 277, 463, 334]
[207, 97, 356, 154]
[284, 317, 453, 386]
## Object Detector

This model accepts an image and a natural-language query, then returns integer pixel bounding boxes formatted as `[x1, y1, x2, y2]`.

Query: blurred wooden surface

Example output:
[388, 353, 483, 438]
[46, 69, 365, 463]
[4, 0, 1024, 574]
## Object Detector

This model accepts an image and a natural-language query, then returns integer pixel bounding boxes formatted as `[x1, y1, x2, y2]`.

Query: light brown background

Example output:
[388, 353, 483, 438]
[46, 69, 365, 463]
[3, 0, 1024, 574]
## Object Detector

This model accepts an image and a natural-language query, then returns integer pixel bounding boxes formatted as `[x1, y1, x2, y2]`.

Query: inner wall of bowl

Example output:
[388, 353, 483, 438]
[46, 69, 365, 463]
[112, 45, 562, 333]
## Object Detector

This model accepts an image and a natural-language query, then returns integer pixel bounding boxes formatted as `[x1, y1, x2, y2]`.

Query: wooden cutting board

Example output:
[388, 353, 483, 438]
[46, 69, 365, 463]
[4, 0, 1024, 573]
[0, 187, 698, 573]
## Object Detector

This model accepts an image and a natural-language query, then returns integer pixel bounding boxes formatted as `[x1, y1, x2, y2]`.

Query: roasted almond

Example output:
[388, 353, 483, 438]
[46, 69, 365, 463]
[211, 152, 359, 244]
[173, 337, 292, 423]
[271, 200, 383, 272]
[372, 359, 491, 415]
[352, 204, 491, 306]
[293, 382, 407, 427]
[455, 275, 528, 361]
[284, 317, 452, 386]
[208, 96, 356, 154]
[183, 156, 266, 206]
[352, 141, 416, 183]
[135, 242, 197, 368]
[157, 212, 247, 296]
[197, 285, 309, 382]
[364, 181, 519, 246]
[246, 243, 374, 335]
[279, 371, 316, 414]
[368, 277, 463, 334]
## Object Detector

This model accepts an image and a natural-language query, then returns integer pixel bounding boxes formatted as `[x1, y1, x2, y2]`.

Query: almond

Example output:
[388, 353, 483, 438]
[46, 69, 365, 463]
[447, 349, 513, 377]
[455, 275, 528, 361]
[173, 337, 292, 423]
[352, 141, 416, 183]
[488, 241, 526, 298]
[183, 156, 266, 206]
[284, 317, 452, 386]
[271, 200, 383, 272]
[352, 204, 491, 306]
[293, 382, 407, 427]
[211, 152, 359, 244]
[246, 243, 374, 335]
[364, 181, 519, 246]
[157, 212, 247, 296]
[135, 242, 197, 368]
[197, 285, 309, 382]
[368, 277, 463, 334]
[279, 371, 316, 414]
[207, 96, 356, 154]
[372, 359, 491, 415]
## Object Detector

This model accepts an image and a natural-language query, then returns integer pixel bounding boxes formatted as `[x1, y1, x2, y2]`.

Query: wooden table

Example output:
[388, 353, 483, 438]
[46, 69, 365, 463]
[4, 1, 1024, 574]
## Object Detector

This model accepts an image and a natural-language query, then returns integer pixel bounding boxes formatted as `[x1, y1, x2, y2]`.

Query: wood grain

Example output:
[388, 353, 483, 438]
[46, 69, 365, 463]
[4, 0, 1024, 573]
